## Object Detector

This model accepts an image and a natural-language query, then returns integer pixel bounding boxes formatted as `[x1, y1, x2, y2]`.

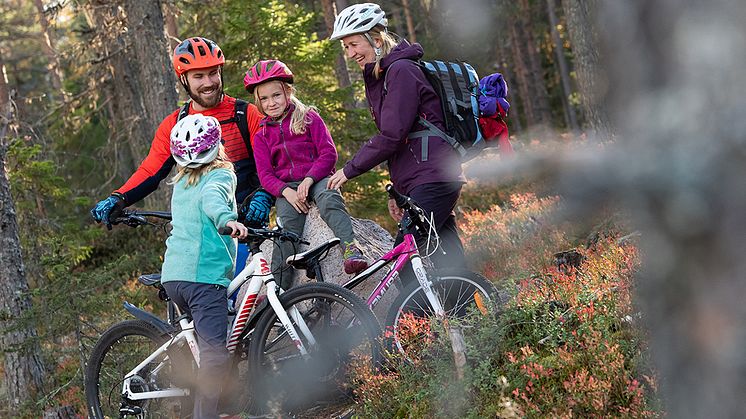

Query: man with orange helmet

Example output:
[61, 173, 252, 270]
[91, 37, 272, 230]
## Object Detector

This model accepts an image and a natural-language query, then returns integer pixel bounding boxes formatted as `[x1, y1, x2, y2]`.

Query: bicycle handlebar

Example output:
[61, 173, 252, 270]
[386, 184, 408, 208]
[386, 184, 428, 233]
[217, 226, 310, 245]
[111, 209, 308, 245]
[111, 209, 172, 227]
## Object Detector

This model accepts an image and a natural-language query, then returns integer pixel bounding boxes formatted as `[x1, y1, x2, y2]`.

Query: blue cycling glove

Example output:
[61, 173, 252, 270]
[242, 190, 273, 227]
[90, 194, 125, 229]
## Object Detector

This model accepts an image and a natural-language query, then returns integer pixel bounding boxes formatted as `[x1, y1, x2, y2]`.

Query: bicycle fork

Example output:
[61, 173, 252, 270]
[265, 280, 313, 357]
[410, 255, 468, 377]
[410, 256, 446, 316]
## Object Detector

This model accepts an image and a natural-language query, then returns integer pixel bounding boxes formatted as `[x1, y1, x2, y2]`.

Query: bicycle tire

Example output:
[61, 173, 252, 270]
[384, 269, 500, 360]
[246, 282, 382, 414]
[84, 320, 193, 419]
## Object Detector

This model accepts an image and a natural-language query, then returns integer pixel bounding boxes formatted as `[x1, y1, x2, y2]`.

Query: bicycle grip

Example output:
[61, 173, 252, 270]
[385, 184, 408, 208]
[218, 226, 233, 235]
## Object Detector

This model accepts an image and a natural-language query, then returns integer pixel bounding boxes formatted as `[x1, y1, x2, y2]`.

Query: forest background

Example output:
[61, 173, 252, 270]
[2, 0, 745, 418]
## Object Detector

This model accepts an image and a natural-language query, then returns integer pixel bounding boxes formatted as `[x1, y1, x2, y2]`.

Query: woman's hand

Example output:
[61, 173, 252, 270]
[327, 170, 348, 190]
[282, 187, 309, 214]
[225, 220, 249, 239]
[388, 198, 404, 222]
[297, 177, 314, 202]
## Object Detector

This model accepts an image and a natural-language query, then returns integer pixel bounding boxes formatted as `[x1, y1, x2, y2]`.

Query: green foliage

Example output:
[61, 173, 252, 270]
[6, 138, 166, 412]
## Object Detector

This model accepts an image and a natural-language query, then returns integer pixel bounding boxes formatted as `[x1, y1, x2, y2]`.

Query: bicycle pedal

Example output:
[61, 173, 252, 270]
[119, 405, 143, 416]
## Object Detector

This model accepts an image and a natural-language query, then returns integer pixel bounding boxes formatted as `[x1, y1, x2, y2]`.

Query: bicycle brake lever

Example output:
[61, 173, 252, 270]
[128, 215, 148, 227]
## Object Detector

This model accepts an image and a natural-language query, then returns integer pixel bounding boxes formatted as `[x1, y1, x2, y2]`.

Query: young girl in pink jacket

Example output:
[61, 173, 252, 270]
[244, 60, 368, 290]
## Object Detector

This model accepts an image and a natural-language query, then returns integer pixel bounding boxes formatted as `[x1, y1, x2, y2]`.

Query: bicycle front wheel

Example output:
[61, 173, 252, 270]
[384, 269, 500, 360]
[84, 320, 193, 419]
[247, 282, 381, 414]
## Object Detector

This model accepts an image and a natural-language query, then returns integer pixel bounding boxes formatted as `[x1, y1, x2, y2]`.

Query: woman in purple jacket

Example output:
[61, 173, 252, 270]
[327, 3, 467, 279]
[244, 60, 368, 290]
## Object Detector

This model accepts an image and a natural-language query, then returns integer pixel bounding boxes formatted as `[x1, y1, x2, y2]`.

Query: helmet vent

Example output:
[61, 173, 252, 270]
[358, 18, 373, 28]
[197, 45, 206, 56]
[179, 57, 190, 65]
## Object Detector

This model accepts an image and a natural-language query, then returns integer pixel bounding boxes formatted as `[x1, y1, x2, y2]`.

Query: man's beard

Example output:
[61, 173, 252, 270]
[188, 84, 223, 109]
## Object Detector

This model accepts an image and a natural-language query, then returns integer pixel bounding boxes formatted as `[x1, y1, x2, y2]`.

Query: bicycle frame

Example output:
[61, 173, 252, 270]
[226, 248, 312, 355]
[121, 246, 313, 402]
[342, 232, 445, 317]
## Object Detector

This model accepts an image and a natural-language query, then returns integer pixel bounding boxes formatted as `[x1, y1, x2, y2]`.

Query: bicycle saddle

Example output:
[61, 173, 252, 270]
[285, 237, 341, 271]
[138, 273, 161, 287]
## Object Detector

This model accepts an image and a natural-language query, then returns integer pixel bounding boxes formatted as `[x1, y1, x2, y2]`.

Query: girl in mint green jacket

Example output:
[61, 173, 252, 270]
[161, 113, 248, 419]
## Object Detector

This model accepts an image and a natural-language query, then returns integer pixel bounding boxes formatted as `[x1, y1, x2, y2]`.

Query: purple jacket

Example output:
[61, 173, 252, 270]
[342, 41, 465, 195]
[252, 107, 337, 197]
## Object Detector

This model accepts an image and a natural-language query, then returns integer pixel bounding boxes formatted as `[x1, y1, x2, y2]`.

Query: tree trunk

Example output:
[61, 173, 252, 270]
[162, 1, 179, 50]
[402, 0, 417, 43]
[561, 0, 612, 140]
[518, 0, 552, 126]
[546, 0, 579, 131]
[84, 0, 178, 207]
[494, 36, 522, 133]
[33, 0, 65, 103]
[321, 0, 355, 108]
[0, 53, 46, 417]
[510, 23, 536, 127]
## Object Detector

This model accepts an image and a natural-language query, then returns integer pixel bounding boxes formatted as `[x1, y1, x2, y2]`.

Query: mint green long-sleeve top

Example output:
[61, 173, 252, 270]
[161, 168, 238, 287]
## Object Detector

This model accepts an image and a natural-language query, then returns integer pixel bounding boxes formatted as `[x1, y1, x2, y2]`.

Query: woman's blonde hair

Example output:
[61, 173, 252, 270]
[369, 27, 398, 79]
[254, 81, 318, 135]
[170, 145, 233, 187]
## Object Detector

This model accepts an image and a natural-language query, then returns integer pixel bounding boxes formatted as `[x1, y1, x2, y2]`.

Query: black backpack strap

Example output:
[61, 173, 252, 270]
[233, 99, 253, 158]
[216, 99, 253, 160]
[177, 101, 190, 121]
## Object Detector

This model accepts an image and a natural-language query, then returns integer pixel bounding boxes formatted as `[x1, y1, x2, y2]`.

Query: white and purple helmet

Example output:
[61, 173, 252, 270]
[170, 114, 222, 168]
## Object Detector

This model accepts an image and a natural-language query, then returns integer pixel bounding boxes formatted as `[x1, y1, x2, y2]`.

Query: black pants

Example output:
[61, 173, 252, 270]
[394, 182, 466, 288]
[162, 281, 229, 419]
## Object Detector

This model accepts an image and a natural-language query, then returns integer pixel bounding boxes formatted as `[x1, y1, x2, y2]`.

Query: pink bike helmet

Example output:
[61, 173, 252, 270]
[243, 60, 294, 93]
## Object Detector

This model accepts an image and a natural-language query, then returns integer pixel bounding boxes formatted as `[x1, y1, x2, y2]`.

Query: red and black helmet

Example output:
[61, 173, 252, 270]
[243, 60, 294, 94]
[172, 37, 225, 77]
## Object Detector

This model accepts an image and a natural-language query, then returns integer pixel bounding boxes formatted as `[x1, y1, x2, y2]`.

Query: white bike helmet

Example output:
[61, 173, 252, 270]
[330, 2, 388, 41]
[170, 114, 222, 168]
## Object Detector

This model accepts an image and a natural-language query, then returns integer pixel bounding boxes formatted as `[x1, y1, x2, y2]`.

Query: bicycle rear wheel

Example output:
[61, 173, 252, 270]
[384, 269, 500, 360]
[84, 320, 193, 419]
[246, 282, 381, 414]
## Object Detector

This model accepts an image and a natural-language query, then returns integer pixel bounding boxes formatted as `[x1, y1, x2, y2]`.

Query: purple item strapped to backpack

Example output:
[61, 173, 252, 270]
[479, 73, 510, 117]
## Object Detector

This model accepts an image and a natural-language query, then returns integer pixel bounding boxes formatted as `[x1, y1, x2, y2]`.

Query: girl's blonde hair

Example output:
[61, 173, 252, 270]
[369, 27, 398, 79]
[170, 145, 233, 187]
[254, 82, 318, 135]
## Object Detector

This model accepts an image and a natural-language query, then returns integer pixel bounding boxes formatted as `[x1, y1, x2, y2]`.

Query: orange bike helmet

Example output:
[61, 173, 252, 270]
[172, 37, 225, 77]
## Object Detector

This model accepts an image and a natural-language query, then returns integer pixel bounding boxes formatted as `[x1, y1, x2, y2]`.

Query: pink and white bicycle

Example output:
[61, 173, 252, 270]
[84, 210, 381, 418]
[286, 185, 501, 359]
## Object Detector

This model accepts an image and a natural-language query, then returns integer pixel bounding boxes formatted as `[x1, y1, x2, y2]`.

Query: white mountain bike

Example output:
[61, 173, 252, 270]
[84, 210, 381, 418]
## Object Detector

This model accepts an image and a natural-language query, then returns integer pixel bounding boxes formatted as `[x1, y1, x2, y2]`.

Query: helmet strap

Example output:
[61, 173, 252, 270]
[364, 33, 382, 57]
